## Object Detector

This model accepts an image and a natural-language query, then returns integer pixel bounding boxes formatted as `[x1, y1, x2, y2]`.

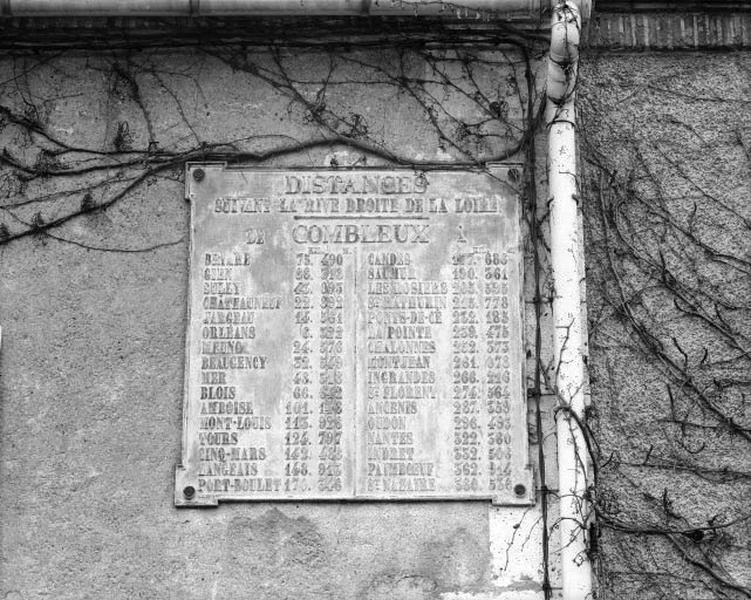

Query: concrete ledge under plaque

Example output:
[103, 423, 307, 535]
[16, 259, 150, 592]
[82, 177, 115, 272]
[175, 164, 534, 508]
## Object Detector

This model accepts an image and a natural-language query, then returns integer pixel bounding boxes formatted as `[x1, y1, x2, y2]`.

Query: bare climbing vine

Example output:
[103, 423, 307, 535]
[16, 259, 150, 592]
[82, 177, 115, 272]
[580, 56, 751, 600]
[0, 22, 543, 248]
[0, 11, 747, 600]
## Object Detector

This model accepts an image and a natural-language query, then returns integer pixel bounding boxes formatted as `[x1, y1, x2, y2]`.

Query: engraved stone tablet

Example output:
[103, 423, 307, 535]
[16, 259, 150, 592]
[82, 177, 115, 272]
[175, 165, 533, 506]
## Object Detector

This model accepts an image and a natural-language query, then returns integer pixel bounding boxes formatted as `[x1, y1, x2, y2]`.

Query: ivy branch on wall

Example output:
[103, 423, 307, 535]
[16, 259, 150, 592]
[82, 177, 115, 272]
[0, 17, 747, 600]
[580, 60, 751, 600]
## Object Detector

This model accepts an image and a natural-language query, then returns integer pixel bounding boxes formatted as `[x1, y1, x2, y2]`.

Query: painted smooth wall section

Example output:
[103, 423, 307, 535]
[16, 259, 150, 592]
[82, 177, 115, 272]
[0, 45, 558, 600]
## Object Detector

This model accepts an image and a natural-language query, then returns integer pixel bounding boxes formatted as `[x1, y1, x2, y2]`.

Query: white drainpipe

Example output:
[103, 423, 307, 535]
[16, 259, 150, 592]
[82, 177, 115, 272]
[2, 1, 593, 598]
[547, 2, 593, 600]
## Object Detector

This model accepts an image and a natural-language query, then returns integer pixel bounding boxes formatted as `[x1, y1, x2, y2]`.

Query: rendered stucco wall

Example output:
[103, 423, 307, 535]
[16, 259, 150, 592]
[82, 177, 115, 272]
[0, 43, 561, 600]
[581, 52, 751, 600]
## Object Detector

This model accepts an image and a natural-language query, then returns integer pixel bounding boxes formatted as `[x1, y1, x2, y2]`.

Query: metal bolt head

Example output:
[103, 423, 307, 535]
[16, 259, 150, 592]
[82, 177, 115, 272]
[513, 483, 527, 497]
[183, 485, 196, 499]
[192, 168, 205, 182]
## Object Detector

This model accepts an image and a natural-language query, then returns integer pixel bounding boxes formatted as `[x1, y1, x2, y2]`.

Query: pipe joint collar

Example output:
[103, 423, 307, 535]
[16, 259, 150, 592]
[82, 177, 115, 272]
[546, 1, 581, 104]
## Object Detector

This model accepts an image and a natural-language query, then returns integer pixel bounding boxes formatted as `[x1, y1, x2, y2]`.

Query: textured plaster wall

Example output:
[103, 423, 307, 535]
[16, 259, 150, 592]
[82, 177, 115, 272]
[0, 44, 560, 600]
[580, 52, 751, 599]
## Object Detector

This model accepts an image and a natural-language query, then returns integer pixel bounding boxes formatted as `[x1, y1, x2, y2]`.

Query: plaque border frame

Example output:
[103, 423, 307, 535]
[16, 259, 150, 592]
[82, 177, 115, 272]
[175, 163, 534, 508]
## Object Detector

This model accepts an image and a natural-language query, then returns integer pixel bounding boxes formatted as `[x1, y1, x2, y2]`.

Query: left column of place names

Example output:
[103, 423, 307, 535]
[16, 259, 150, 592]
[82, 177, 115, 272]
[196, 234, 280, 496]
[193, 189, 357, 500]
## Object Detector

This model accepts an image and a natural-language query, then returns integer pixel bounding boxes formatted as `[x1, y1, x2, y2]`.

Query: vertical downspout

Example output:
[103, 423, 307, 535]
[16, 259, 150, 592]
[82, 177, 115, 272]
[546, 2, 593, 600]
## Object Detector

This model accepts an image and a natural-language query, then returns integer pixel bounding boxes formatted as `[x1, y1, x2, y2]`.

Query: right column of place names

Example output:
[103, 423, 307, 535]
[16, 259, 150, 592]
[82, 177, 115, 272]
[364, 252, 446, 496]
[356, 230, 519, 501]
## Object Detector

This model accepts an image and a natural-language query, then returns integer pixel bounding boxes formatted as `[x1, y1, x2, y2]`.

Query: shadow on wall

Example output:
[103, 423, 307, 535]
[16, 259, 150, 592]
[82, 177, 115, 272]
[215, 507, 490, 600]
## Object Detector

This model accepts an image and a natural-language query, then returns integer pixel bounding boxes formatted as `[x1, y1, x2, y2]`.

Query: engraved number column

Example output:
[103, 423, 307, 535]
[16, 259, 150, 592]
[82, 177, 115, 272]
[317, 252, 345, 494]
[451, 251, 482, 494]
[485, 251, 513, 495]
[285, 251, 314, 493]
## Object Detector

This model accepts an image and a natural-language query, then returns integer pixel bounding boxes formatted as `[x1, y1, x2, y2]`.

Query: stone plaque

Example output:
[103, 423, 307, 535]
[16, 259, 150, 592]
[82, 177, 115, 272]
[175, 165, 533, 506]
